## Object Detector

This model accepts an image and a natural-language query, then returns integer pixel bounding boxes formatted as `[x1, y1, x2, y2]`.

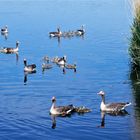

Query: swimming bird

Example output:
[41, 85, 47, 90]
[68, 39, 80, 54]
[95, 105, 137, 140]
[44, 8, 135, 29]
[65, 63, 76, 72]
[24, 59, 36, 72]
[51, 56, 59, 63]
[97, 91, 131, 112]
[0, 41, 20, 53]
[73, 106, 91, 113]
[42, 55, 50, 63]
[75, 25, 85, 36]
[49, 27, 62, 37]
[56, 55, 67, 66]
[1, 25, 8, 34]
[50, 96, 75, 116]
[42, 63, 52, 70]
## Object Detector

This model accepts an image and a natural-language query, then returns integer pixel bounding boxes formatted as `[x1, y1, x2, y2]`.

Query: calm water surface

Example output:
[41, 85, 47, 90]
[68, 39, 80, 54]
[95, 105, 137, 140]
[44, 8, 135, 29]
[0, 0, 138, 140]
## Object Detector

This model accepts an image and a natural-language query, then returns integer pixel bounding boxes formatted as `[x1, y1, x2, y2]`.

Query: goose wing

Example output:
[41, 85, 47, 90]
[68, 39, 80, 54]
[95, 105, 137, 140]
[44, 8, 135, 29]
[106, 102, 130, 111]
[27, 64, 36, 69]
[49, 31, 58, 34]
[1, 28, 6, 32]
[55, 104, 74, 115]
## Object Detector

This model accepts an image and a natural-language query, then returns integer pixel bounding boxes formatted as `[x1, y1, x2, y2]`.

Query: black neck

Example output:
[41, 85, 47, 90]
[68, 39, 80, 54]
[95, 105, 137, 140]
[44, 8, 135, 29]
[101, 95, 105, 104]
[24, 60, 27, 66]
[16, 42, 19, 48]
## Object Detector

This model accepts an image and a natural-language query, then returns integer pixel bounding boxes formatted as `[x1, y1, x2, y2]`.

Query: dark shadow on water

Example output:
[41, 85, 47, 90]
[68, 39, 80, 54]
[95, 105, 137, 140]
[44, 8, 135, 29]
[50, 110, 90, 129]
[130, 65, 140, 111]
[0, 52, 19, 64]
[1, 32, 8, 40]
[49, 34, 84, 46]
[50, 114, 72, 129]
[24, 71, 36, 85]
[97, 110, 129, 128]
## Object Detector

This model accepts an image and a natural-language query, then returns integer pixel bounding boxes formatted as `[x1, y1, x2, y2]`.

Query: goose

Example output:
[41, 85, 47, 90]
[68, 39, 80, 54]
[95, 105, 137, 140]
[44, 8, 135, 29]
[42, 63, 52, 70]
[65, 63, 76, 72]
[42, 55, 49, 63]
[0, 41, 19, 53]
[57, 55, 67, 66]
[50, 96, 75, 116]
[49, 27, 62, 37]
[73, 106, 91, 113]
[75, 25, 85, 36]
[24, 59, 36, 72]
[97, 91, 131, 112]
[1, 25, 8, 34]
[51, 56, 59, 63]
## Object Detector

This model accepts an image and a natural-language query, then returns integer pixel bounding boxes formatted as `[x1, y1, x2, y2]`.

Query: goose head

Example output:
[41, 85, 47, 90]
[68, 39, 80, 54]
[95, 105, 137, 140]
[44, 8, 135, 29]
[24, 59, 27, 66]
[5, 25, 8, 28]
[52, 96, 56, 103]
[63, 55, 67, 61]
[16, 41, 20, 48]
[57, 27, 62, 34]
[97, 91, 105, 96]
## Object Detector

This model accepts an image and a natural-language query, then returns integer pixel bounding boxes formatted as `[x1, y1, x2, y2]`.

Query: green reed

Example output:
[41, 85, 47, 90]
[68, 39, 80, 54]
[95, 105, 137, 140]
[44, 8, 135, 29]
[129, 0, 140, 67]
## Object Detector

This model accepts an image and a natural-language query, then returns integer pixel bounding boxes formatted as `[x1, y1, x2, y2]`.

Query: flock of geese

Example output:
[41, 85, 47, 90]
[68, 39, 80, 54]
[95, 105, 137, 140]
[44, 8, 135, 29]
[50, 91, 131, 128]
[50, 91, 131, 116]
[0, 25, 80, 74]
[0, 25, 131, 128]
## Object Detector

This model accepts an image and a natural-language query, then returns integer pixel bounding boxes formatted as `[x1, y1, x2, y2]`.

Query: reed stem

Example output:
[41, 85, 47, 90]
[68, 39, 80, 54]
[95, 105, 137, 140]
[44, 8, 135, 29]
[129, 0, 140, 67]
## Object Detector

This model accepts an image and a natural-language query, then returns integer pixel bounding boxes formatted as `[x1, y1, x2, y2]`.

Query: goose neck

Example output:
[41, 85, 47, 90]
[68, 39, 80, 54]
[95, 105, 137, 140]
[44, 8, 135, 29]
[101, 95, 105, 104]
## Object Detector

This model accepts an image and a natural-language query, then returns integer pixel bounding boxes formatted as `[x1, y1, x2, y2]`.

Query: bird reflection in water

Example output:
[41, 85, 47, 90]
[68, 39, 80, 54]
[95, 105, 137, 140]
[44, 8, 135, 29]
[1, 32, 8, 40]
[50, 114, 72, 129]
[51, 115, 57, 129]
[24, 71, 36, 85]
[97, 110, 129, 128]
[0, 51, 19, 64]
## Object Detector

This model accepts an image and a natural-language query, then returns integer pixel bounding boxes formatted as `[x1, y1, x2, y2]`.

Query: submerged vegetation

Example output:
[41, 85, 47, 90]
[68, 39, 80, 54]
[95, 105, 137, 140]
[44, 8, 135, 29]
[129, 0, 140, 67]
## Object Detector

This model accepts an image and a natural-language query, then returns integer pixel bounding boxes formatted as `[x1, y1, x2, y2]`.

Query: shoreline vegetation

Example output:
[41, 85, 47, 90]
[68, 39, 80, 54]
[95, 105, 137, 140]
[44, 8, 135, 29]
[129, 0, 140, 68]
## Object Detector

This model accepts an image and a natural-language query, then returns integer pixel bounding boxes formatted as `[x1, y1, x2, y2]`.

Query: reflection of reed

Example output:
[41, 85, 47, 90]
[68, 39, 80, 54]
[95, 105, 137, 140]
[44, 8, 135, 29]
[130, 66, 140, 108]
[130, 66, 140, 140]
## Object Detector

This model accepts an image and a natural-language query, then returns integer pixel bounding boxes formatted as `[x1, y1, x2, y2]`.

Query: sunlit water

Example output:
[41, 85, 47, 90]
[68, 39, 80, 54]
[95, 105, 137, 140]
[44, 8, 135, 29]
[0, 0, 139, 140]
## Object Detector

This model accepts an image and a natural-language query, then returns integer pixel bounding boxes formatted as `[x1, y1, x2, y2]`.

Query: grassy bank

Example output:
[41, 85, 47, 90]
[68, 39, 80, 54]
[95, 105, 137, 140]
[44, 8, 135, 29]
[129, 0, 140, 67]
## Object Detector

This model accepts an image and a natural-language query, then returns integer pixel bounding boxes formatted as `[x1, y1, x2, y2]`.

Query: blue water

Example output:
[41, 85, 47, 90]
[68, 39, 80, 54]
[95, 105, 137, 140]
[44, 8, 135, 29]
[0, 0, 138, 140]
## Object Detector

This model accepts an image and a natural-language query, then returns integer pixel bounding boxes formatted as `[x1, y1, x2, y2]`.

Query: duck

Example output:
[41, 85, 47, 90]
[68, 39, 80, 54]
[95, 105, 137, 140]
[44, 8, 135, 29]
[56, 55, 67, 66]
[97, 91, 131, 112]
[65, 63, 76, 72]
[0, 41, 20, 53]
[50, 96, 75, 116]
[75, 25, 85, 36]
[42, 63, 52, 70]
[24, 59, 36, 72]
[1, 25, 8, 34]
[49, 27, 62, 37]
